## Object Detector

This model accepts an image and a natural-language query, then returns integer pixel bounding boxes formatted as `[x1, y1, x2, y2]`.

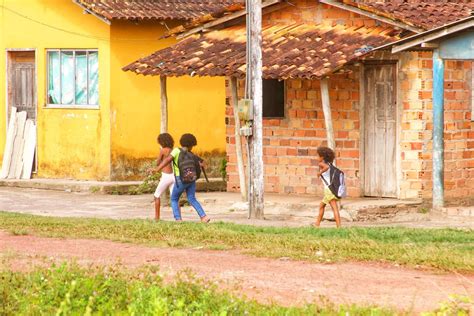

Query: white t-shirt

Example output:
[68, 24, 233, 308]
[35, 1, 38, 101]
[321, 168, 331, 187]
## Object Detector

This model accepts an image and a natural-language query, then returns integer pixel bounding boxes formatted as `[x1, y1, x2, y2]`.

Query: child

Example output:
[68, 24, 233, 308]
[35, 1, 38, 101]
[156, 133, 210, 223]
[152, 133, 175, 221]
[313, 146, 342, 228]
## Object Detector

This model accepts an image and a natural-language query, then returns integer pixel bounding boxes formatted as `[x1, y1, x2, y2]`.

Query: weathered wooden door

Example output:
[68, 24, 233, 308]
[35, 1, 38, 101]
[363, 64, 397, 197]
[8, 51, 36, 121]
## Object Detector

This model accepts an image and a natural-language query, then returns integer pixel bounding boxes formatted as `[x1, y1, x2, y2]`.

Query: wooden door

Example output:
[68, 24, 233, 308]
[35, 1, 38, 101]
[8, 51, 36, 121]
[363, 64, 397, 197]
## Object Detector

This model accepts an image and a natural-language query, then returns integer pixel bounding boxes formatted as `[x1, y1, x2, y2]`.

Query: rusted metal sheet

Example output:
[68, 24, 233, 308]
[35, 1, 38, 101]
[123, 23, 400, 80]
[76, 0, 244, 21]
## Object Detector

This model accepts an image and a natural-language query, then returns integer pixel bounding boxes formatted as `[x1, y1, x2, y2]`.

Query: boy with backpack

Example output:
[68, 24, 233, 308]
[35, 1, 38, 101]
[155, 133, 210, 223]
[313, 146, 346, 228]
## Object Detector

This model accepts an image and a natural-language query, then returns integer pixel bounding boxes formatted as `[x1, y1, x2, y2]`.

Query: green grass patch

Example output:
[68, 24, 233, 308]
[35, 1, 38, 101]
[0, 212, 473, 272]
[0, 263, 398, 315]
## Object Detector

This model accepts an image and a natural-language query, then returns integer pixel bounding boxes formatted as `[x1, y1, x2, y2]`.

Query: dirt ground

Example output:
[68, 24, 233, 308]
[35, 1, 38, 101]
[1, 231, 472, 313]
[1, 187, 473, 228]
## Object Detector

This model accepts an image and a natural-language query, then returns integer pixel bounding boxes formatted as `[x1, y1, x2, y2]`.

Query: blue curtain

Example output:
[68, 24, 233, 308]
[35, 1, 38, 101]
[75, 52, 88, 105]
[48, 51, 60, 104]
[61, 51, 74, 105]
[48, 51, 99, 106]
[88, 52, 99, 105]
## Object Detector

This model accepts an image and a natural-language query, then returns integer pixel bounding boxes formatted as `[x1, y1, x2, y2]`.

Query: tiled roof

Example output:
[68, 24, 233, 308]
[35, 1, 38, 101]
[76, 0, 244, 21]
[123, 23, 400, 79]
[344, 0, 474, 30]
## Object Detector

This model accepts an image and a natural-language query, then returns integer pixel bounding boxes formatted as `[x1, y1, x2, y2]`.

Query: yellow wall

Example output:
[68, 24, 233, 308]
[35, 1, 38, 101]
[109, 21, 226, 179]
[0, 1, 226, 181]
[0, 0, 111, 179]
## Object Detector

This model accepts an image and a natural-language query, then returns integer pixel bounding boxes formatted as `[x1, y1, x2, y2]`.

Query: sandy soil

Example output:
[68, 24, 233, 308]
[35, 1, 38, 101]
[1, 231, 472, 313]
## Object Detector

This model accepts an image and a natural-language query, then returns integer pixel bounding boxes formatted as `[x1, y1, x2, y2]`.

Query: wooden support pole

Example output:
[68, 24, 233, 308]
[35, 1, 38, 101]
[230, 77, 248, 201]
[432, 49, 445, 210]
[160, 76, 168, 133]
[321, 77, 335, 150]
[247, 0, 264, 219]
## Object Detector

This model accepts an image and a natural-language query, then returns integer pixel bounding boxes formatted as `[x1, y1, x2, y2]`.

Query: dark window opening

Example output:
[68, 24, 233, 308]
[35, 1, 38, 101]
[263, 79, 285, 118]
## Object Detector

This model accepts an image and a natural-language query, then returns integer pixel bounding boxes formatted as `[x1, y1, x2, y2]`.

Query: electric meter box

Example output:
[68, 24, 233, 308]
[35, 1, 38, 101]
[237, 99, 253, 121]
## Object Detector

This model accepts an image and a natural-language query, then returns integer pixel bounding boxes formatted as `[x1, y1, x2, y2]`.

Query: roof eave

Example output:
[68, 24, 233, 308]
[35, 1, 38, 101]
[174, 0, 284, 39]
[72, 0, 111, 25]
[319, 0, 424, 34]
[370, 16, 474, 54]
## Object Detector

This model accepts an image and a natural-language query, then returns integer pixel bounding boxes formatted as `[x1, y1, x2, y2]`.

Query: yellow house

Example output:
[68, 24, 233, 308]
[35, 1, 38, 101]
[0, 0, 231, 180]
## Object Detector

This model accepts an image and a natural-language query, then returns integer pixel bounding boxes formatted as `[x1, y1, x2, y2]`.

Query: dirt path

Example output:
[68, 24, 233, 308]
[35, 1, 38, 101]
[1, 231, 472, 313]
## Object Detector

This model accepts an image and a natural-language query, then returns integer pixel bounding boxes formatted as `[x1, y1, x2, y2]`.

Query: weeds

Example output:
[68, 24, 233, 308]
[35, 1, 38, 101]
[0, 212, 472, 272]
[0, 263, 396, 315]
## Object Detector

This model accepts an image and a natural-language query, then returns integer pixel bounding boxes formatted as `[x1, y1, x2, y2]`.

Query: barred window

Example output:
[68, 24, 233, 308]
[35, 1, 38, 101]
[47, 50, 99, 107]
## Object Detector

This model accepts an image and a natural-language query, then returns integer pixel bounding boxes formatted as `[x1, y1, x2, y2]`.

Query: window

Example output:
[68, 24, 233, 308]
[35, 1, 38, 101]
[263, 79, 285, 118]
[47, 50, 99, 107]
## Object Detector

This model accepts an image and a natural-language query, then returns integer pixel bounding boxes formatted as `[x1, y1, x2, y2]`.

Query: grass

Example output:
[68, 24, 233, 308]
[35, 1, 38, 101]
[0, 212, 473, 272]
[0, 263, 398, 315]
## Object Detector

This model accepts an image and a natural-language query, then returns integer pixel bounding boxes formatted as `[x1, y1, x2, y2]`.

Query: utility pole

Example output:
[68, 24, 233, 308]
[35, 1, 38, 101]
[246, 0, 264, 219]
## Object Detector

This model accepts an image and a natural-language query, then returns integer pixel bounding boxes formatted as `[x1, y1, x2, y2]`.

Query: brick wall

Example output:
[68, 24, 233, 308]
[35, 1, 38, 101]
[443, 60, 474, 199]
[397, 51, 434, 199]
[397, 52, 474, 200]
[225, 72, 362, 197]
[224, 1, 474, 201]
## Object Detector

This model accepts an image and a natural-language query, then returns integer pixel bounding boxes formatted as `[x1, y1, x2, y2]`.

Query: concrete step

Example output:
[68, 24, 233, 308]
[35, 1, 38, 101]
[206, 193, 423, 222]
[440, 206, 474, 217]
[0, 178, 226, 194]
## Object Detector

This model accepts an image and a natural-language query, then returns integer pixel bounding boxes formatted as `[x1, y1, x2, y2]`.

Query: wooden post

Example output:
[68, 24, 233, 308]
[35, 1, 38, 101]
[320, 77, 335, 150]
[432, 49, 445, 210]
[160, 76, 168, 133]
[230, 77, 248, 201]
[247, 0, 264, 219]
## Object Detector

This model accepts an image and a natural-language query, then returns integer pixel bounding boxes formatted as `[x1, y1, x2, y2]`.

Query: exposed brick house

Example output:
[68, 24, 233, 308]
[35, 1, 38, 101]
[124, 0, 474, 205]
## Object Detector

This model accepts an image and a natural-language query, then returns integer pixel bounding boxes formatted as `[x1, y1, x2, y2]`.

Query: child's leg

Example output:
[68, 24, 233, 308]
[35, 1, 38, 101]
[329, 199, 341, 228]
[170, 178, 185, 221]
[314, 202, 326, 227]
[153, 173, 174, 221]
[154, 198, 161, 221]
[185, 181, 209, 222]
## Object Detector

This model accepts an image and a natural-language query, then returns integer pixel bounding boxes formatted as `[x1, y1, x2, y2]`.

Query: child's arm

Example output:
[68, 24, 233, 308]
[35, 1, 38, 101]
[156, 155, 173, 173]
[156, 150, 164, 166]
[317, 161, 329, 178]
[148, 149, 169, 174]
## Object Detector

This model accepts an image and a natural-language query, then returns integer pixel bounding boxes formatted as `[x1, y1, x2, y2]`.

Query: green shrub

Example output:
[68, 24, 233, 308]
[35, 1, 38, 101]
[0, 263, 395, 315]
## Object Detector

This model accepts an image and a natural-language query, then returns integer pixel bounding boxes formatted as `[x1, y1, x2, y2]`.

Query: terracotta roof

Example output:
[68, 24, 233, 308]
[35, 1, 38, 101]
[343, 0, 474, 30]
[75, 0, 244, 21]
[123, 23, 400, 79]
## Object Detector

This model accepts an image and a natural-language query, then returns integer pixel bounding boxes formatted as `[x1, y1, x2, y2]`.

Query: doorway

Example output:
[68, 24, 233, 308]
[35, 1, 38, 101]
[6, 50, 37, 173]
[363, 63, 398, 197]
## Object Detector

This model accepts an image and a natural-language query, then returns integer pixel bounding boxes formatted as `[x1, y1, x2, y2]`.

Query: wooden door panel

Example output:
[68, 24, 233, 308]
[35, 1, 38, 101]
[12, 63, 36, 120]
[364, 64, 397, 198]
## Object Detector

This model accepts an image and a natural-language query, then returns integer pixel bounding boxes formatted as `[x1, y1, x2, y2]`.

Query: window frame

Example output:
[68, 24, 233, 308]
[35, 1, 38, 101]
[262, 79, 286, 119]
[46, 49, 99, 109]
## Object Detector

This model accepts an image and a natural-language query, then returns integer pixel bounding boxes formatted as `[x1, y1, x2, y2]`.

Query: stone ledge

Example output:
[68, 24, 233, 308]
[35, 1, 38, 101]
[0, 178, 226, 194]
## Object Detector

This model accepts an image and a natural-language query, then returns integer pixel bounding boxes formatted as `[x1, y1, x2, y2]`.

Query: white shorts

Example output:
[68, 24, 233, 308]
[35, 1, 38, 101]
[154, 172, 175, 198]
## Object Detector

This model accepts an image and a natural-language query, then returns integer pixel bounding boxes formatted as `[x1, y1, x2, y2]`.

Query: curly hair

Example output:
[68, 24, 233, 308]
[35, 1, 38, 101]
[180, 133, 198, 148]
[157, 133, 174, 149]
[317, 146, 335, 163]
